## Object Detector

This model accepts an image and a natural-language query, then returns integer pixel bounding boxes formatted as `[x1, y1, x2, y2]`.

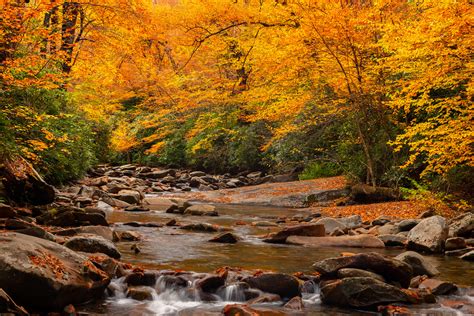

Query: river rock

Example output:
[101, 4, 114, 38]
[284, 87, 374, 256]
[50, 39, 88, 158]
[371, 216, 392, 226]
[337, 215, 362, 229]
[445, 237, 466, 251]
[125, 205, 150, 212]
[288, 234, 385, 248]
[314, 218, 347, 234]
[0, 232, 110, 310]
[127, 286, 154, 301]
[180, 223, 224, 233]
[209, 232, 239, 243]
[184, 204, 218, 216]
[223, 304, 285, 316]
[445, 247, 474, 257]
[395, 251, 439, 277]
[54, 226, 114, 241]
[41, 209, 108, 227]
[377, 224, 399, 235]
[263, 224, 325, 243]
[283, 296, 304, 310]
[397, 219, 420, 232]
[419, 279, 457, 295]
[0, 289, 28, 315]
[312, 252, 413, 288]
[64, 235, 121, 259]
[321, 277, 410, 308]
[337, 268, 385, 282]
[116, 189, 142, 205]
[378, 234, 407, 247]
[243, 273, 300, 299]
[449, 213, 474, 238]
[407, 215, 449, 253]
[117, 230, 141, 241]
[196, 275, 225, 293]
[16, 226, 56, 242]
[460, 250, 474, 261]
[125, 272, 157, 286]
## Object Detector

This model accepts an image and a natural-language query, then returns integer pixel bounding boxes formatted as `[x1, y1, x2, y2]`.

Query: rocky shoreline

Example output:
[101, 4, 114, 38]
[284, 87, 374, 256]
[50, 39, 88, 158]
[0, 164, 473, 315]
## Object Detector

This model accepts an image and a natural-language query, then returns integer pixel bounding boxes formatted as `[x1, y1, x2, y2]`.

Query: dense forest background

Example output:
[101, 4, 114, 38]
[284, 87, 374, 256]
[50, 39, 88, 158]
[1, 0, 472, 207]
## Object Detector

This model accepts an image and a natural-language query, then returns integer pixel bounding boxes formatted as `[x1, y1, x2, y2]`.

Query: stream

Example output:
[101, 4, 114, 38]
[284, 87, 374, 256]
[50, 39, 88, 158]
[83, 200, 474, 315]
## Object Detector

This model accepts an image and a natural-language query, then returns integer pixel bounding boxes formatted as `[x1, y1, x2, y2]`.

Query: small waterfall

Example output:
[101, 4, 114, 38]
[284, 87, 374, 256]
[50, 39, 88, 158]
[219, 284, 246, 302]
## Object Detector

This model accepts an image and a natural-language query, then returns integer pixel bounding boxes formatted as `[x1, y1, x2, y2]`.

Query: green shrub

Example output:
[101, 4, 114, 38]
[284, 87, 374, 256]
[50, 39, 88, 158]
[299, 161, 341, 180]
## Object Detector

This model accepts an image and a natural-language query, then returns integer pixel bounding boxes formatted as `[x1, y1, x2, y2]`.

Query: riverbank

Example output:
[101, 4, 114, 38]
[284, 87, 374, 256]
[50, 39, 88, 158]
[0, 164, 473, 315]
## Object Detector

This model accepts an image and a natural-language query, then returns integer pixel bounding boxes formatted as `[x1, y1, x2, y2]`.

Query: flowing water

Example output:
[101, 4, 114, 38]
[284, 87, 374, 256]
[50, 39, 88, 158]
[84, 201, 474, 315]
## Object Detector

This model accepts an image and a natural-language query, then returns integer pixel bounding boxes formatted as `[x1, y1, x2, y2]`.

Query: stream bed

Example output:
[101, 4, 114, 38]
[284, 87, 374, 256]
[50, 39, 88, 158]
[83, 202, 474, 315]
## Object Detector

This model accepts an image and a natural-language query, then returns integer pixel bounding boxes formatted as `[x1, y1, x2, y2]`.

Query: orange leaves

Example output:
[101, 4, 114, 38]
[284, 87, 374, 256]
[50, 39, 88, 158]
[29, 252, 66, 280]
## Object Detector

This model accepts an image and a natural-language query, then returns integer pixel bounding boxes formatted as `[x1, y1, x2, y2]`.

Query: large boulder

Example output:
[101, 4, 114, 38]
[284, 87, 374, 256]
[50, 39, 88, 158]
[263, 224, 325, 244]
[288, 235, 385, 248]
[407, 216, 449, 253]
[1, 157, 55, 205]
[321, 277, 411, 308]
[0, 233, 110, 310]
[312, 252, 413, 288]
[64, 235, 121, 259]
[395, 251, 439, 277]
[243, 273, 301, 299]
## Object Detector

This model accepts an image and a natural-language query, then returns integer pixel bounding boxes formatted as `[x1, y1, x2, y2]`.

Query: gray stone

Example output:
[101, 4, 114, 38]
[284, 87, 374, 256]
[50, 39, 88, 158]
[244, 273, 300, 299]
[395, 251, 439, 277]
[407, 216, 449, 253]
[64, 235, 121, 259]
[321, 277, 410, 308]
[313, 252, 413, 288]
[379, 234, 407, 247]
[337, 268, 385, 282]
[314, 217, 347, 234]
[449, 213, 474, 238]
[445, 237, 466, 251]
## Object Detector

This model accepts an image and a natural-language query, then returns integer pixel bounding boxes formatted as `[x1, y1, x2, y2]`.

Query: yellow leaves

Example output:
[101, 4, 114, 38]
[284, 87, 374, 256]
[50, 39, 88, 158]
[27, 140, 49, 152]
[110, 124, 139, 152]
[145, 141, 165, 154]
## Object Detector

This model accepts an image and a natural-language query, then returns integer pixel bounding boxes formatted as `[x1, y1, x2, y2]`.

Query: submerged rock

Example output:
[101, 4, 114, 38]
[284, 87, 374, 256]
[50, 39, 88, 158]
[321, 277, 411, 308]
[0, 232, 110, 310]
